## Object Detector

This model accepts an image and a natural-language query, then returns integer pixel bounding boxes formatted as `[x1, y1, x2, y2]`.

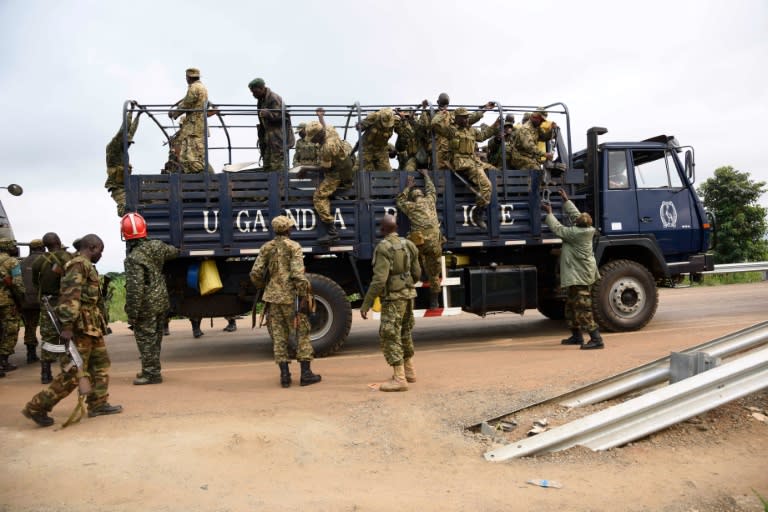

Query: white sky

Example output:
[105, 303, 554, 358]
[1, 0, 766, 272]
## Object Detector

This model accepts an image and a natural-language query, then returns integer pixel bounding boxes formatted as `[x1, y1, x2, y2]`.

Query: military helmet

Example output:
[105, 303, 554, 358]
[304, 121, 324, 140]
[437, 92, 450, 106]
[186, 68, 201, 78]
[29, 239, 45, 250]
[121, 212, 148, 240]
[504, 114, 515, 126]
[454, 107, 470, 117]
[0, 238, 16, 251]
[271, 215, 295, 234]
[379, 108, 395, 128]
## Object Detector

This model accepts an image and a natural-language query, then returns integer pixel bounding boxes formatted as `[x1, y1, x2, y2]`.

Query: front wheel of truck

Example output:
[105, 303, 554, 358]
[592, 259, 658, 332]
[306, 273, 352, 357]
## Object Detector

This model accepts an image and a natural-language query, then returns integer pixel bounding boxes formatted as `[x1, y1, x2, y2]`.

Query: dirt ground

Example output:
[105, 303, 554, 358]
[1, 282, 767, 512]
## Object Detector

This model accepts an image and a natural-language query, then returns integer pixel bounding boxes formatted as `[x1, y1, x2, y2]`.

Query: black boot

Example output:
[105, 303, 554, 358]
[40, 361, 53, 384]
[191, 319, 204, 339]
[561, 329, 584, 345]
[429, 292, 440, 310]
[0, 355, 18, 372]
[0, 367, 5, 378]
[299, 360, 321, 386]
[22, 406, 54, 427]
[279, 362, 292, 388]
[26, 345, 39, 364]
[581, 330, 605, 350]
[163, 322, 170, 336]
[472, 206, 487, 230]
[317, 222, 339, 245]
[223, 318, 237, 332]
[88, 403, 123, 417]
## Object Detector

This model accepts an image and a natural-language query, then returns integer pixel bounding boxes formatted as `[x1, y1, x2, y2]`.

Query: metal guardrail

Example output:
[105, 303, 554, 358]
[706, 262, 768, 274]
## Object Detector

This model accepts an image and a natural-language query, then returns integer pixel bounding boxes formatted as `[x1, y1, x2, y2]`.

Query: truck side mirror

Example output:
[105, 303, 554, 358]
[684, 150, 695, 182]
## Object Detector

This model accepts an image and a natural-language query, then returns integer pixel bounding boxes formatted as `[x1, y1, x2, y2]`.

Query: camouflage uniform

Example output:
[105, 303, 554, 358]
[394, 112, 421, 171]
[249, 229, 313, 364]
[487, 125, 516, 169]
[430, 109, 484, 170]
[359, 108, 395, 171]
[0, 240, 24, 365]
[20, 244, 44, 352]
[124, 239, 179, 380]
[32, 249, 73, 363]
[311, 124, 353, 225]
[104, 111, 140, 216]
[510, 120, 547, 170]
[360, 233, 421, 366]
[24, 254, 116, 415]
[256, 87, 295, 171]
[544, 200, 600, 333]
[292, 134, 320, 167]
[396, 173, 443, 295]
[444, 118, 498, 208]
[171, 77, 208, 173]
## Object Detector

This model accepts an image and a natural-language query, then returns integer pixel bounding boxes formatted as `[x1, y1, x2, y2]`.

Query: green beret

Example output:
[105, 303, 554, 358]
[248, 78, 265, 89]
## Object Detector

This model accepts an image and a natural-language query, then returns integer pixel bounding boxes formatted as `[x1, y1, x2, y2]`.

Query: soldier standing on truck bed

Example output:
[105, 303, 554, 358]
[104, 103, 141, 216]
[169, 68, 208, 174]
[249, 77, 295, 172]
[542, 189, 604, 350]
[360, 214, 421, 392]
[396, 170, 444, 309]
[249, 215, 321, 388]
[357, 108, 396, 171]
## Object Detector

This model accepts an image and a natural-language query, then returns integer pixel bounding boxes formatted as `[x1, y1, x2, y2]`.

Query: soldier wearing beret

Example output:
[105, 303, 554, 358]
[169, 68, 209, 173]
[249, 216, 321, 388]
[248, 78, 295, 172]
[0, 238, 25, 375]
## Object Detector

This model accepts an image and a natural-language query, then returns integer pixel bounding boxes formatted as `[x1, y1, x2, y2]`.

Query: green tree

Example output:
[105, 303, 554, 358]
[697, 166, 768, 264]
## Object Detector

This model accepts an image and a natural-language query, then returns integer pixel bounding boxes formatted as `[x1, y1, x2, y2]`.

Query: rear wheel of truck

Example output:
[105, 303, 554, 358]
[306, 273, 352, 357]
[592, 259, 658, 332]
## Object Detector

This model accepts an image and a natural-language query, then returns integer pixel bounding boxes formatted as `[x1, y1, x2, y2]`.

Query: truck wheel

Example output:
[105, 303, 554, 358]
[306, 273, 351, 357]
[592, 259, 658, 332]
[537, 299, 565, 320]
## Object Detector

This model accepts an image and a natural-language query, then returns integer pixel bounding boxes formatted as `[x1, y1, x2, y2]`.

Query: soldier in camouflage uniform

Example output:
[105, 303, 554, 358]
[249, 216, 321, 388]
[32, 232, 73, 383]
[20, 239, 45, 364]
[487, 114, 516, 169]
[357, 108, 395, 171]
[393, 109, 421, 171]
[360, 214, 421, 392]
[428, 94, 492, 170]
[306, 108, 354, 245]
[22, 234, 122, 428]
[0, 238, 25, 375]
[104, 105, 141, 216]
[292, 123, 320, 167]
[169, 68, 208, 174]
[510, 110, 553, 171]
[249, 78, 295, 172]
[442, 107, 500, 230]
[542, 189, 604, 350]
[396, 170, 443, 309]
[122, 213, 179, 385]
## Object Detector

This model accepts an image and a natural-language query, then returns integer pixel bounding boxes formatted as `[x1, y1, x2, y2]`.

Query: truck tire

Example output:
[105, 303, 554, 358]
[537, 299, 565, 320]
[306, 273, 351, 357]
[592, 259, 658, 332]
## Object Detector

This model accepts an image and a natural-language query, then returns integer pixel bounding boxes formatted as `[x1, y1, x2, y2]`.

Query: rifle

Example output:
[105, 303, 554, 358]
[251, 268, 270, 329]
[291, 295, 300, 352]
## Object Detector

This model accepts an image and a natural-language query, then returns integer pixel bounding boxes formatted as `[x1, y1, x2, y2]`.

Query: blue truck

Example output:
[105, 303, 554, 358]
[121, 101, 714, 355]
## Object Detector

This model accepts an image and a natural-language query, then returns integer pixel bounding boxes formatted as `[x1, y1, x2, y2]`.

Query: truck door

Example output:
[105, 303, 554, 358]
[602, 149, 638, 235]
[632, 149, 694, 257]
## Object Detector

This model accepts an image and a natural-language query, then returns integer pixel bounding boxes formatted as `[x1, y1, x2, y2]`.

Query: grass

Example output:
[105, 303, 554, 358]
[693, 272, 766, 286]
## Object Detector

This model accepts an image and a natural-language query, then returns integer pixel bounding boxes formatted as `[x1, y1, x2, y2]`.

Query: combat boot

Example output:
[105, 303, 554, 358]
[0, 367, 5, 378]
[581, 330, 605, 350]
[223, 318, 237, 332]
[22, 406, 54, 427]
[472, 206, 487, 230]
[88, 403, 123, 417]
[163, 323, 170, 336]
[0, 355, 18, 372]
[299, 360, 321, 386]
[317, 222, 339, 245]
[133, 374, 163, 385]
[561, 329, 584, 345]
[429, 292, 440, 310]
[279, 362, 292, 388]
[26, 344, 39, 363]
[379, 364, 408, 392]
[40, 361, 53, 384]
[191, 319, 204, 339]
[404, 358, 417, 383]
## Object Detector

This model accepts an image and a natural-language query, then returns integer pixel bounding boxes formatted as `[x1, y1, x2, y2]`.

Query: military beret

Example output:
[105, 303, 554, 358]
[454, 107, 469, 117]
[271, 215, 295, 234]
[29, 239, 44, 249]
[0, 238, 17, 251]
[304, 121, 323, 140]
[186, 68, 201, 78]
[504, 114, 515, 126]
[248, 77, 265, 89]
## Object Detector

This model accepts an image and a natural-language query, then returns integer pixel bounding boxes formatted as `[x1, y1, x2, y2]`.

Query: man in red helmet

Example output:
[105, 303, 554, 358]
[121, 212, 179, 384]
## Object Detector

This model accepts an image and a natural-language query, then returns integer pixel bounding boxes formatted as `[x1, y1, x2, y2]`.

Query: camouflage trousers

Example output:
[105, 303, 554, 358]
[21, 307, 40, 345]
[179, 135, 205, 173]
[261, 144, 286, 172]
[397, 153, 418, 172]
[105, 166, 126, 216]
[39, 300, 64, 363]
[565, 285, 598, 332]
[457, 166, 491, 207]
[133, 314, 165, 378]
[266, 302, 314, 363]
[418, 236, 443, 293]
[361, 147, 392, 171]
[25, 332, 112, 414]
[109, 186, 126, 217]
[313, 171, 341, 224]
[379, 298, 415, 366]
[0, 304, 20, 356]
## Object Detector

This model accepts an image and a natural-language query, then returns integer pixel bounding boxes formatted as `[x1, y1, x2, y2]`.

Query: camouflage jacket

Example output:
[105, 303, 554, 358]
[257, 87, 295, 151]
[176, 81, 208, 139]
[513, 121, 547, 165]
[394, 116, 420, 157]
[32, 249, 73, 297]
[249, 236, 309, 305]
[430, 109, 485, 155]
[318, 127, 350, 171]
[445, 123, 498, 171]
[124, 239, 179, 322]
[292, 137, 320, 166]
[361, 233, 420, 310]
[487, 131, 515, 168]
[396, 173, 441, 237]
[359, 109, 394, 149]
[56, 255, 107, 336]
[104, 111, 140, 188]
[0, 253, 24, 307]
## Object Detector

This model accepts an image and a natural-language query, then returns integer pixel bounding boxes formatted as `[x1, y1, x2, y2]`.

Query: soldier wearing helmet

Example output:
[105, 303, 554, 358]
[429, 95, 495, 170]
[249, 215, 321, 388]
[168, 68, 209, 173]
[357, 108, 396, 171]
[396, 170, 444, 309]
[0, 238, 25, 375]
[121, 212, 179, 385]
